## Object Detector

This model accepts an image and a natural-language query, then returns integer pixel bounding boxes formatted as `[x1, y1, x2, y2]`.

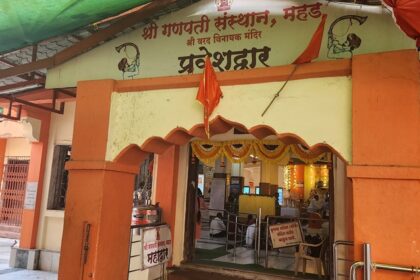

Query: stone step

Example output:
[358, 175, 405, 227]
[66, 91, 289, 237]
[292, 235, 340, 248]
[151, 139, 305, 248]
[0, 224, 20, 239]
[179, 263, 304, 280]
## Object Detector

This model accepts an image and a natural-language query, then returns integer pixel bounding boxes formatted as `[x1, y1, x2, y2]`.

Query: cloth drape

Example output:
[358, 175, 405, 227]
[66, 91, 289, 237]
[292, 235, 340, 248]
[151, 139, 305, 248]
[383, 0, 420, 48]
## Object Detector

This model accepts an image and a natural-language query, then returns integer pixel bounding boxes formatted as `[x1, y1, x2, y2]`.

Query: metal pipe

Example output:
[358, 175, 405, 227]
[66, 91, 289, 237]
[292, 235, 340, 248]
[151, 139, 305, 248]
[350, 261, 420, 280]
[257, 208, 262, 264]
[364, 243, 371, 280]
[350, 261, 364, 280]
[240, 224, 243, 248]
[374, 263, 420, 274]
[225, 212, 230, 252]
[265, 216, 270, 268]
[233, 215, 238, 257]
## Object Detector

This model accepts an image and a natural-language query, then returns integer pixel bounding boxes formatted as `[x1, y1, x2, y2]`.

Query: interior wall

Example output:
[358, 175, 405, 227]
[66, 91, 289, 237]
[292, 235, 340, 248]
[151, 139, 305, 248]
[244, 165, 261, 193]
[4, 138, 32, 159]
[36, 102, 75, 251]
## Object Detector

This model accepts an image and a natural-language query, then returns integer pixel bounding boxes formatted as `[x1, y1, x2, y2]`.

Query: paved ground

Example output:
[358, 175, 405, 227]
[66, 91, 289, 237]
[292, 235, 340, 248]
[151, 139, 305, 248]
[0, 238, 244, 280]
[0, 238, 57, 280]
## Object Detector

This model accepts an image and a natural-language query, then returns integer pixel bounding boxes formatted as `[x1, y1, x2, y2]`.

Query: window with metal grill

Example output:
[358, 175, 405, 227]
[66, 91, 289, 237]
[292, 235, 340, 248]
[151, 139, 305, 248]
[47, 145, 71, 210]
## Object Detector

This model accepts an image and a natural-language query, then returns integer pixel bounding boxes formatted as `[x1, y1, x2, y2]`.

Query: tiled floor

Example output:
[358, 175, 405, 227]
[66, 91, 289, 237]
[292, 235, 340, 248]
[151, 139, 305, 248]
[196, 229, 322, 276]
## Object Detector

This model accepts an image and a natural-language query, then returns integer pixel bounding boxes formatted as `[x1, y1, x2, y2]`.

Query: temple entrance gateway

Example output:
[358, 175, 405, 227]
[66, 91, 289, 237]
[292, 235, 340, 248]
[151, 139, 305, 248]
[185, 135, 350, 279]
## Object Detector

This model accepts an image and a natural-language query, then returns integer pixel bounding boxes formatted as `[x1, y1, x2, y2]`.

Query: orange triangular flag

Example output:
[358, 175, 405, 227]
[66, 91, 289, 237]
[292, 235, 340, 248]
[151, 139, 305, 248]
[293, 14, 327, 64]
[196, 56, 223, 138]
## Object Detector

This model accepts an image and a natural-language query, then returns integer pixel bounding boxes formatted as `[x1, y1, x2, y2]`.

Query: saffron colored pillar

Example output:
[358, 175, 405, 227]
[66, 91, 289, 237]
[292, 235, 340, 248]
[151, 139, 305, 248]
[154, 146, 179, 255]
[19, 109, 50, 249]
[349, 50, 420, 280]
[59, 80, 139, 280]
[0, 139, 6, 182]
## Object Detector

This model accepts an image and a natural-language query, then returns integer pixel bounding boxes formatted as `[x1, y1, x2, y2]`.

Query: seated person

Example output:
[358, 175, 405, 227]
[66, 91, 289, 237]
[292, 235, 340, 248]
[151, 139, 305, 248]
[210, 213, 226, 238]
[307, 194, 324, 213]
[245, 219, 256, 247]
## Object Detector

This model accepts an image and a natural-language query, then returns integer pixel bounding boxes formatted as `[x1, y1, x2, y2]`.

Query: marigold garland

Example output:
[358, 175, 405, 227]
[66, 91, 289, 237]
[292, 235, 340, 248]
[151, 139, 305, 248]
[191, 140, 329, 166]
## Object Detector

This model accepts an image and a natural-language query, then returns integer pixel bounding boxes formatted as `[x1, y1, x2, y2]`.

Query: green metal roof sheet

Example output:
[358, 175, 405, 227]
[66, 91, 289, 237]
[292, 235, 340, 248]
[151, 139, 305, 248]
[0, 0, 151, 54]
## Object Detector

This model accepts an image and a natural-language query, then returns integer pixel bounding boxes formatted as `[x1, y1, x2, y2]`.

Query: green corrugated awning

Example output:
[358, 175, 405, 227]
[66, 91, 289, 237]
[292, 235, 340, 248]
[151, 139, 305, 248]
[0, 0, 151, 54]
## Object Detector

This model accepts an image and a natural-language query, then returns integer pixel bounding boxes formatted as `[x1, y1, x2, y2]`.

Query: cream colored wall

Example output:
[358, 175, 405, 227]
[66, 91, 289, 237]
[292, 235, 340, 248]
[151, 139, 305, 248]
[4, 138, 32, 159]
[334, 155, 349, 241]
[172, 144, 189, 266]
[45, 0, 414, 89]
[36, 102, 76, 252]
[107, 76, 352, 162]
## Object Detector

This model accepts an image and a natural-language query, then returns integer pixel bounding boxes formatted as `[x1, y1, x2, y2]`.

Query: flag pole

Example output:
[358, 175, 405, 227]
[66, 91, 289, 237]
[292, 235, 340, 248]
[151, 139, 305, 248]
[261, 64, 299, 117]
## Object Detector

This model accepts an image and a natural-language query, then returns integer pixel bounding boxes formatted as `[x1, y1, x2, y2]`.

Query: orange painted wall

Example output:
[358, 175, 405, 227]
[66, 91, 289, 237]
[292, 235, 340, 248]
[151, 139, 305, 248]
[59, 80, 139, 280]
[350, 50, 420, 279]
[352, 50, 419, 167]
[19, 109, 51, 249]
[0, 139, 6, 181]
[154, 145, 179, 267]
[155, 145, 179, 240]
[57, 49, 419, 280]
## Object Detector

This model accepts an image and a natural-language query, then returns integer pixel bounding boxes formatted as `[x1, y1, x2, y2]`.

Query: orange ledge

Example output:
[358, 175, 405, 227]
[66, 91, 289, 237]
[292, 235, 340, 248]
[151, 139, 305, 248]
[114, 59, 351, 92]
[65, 160, 139, 174]
[347, 165, 420, 180]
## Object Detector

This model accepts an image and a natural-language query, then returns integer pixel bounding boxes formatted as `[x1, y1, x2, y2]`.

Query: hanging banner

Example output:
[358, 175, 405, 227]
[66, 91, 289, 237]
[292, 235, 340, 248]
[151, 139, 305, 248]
[46, 0, 414, 88]
[269, 221, 303, 248]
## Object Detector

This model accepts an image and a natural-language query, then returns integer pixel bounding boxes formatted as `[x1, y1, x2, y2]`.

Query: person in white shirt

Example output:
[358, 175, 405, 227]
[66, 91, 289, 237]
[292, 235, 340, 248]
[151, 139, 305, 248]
[307, 194, 324, 213]
[210, 213, 226, 238]
[245, 219, 256, 247]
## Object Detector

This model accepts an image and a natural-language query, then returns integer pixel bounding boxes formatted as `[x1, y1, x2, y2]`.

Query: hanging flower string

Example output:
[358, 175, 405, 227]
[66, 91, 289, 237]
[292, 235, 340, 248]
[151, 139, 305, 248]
[191, 141, 223, 166]
[191, 140, 329, 165]
[223, 142, 254, 163]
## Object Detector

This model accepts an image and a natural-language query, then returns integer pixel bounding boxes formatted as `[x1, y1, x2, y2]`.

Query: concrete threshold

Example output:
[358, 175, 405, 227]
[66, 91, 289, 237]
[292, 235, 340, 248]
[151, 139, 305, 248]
[178, 263, 306, 280]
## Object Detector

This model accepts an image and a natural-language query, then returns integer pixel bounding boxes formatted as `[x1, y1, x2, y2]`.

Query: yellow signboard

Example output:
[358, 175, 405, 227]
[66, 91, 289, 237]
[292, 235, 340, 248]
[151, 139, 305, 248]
[238, 195, 275, 218]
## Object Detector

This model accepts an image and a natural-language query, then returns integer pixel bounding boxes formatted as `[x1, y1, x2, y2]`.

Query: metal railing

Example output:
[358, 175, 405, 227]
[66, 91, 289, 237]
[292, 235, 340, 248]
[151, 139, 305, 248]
[333, 240, 354, 279]
[199, 208, 260, 258]
[350, 243, 420, 280]
[204, 210, 330, 269]
[0, 157, 29, 234]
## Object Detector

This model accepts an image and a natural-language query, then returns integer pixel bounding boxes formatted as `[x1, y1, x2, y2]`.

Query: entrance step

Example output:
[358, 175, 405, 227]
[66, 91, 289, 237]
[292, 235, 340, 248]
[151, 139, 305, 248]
[0, 225, 20, 239]
[178, 263, 308, 280]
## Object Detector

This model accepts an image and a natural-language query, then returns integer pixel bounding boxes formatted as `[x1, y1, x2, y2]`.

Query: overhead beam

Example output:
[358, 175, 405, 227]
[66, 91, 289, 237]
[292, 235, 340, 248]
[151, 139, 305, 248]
[30, 44, 38, 79]
[0, 103, 22, 121]
[0, 57, 46, 79]
[0, 0, 176, 80]
[0, 78, 45, 92]
[0, 90, 65, 114]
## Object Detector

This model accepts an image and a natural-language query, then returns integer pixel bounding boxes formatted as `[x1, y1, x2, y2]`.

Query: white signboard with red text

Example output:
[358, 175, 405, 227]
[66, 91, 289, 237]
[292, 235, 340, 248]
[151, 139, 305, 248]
[46, 0, 414, 88]
[269, 221, 303, 248]
[142, 225, 172, 269]
[129, 224, 172, 274]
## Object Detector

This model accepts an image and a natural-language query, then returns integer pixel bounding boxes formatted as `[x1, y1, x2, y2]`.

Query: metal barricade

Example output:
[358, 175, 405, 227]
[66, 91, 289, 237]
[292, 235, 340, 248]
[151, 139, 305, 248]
[350, 243, 420, 280]
[0, 157, 30, 238]
[333, 240, 354, 279]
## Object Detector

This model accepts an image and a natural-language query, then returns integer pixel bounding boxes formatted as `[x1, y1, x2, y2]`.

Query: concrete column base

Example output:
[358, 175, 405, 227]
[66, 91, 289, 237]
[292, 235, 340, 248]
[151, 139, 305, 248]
[9, 247, 40, 270]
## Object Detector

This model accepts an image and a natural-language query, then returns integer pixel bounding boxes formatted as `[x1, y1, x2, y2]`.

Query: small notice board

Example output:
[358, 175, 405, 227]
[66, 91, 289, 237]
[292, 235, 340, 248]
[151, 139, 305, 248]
[129, 224, 172, 273]
[269, 221, 303, 248]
